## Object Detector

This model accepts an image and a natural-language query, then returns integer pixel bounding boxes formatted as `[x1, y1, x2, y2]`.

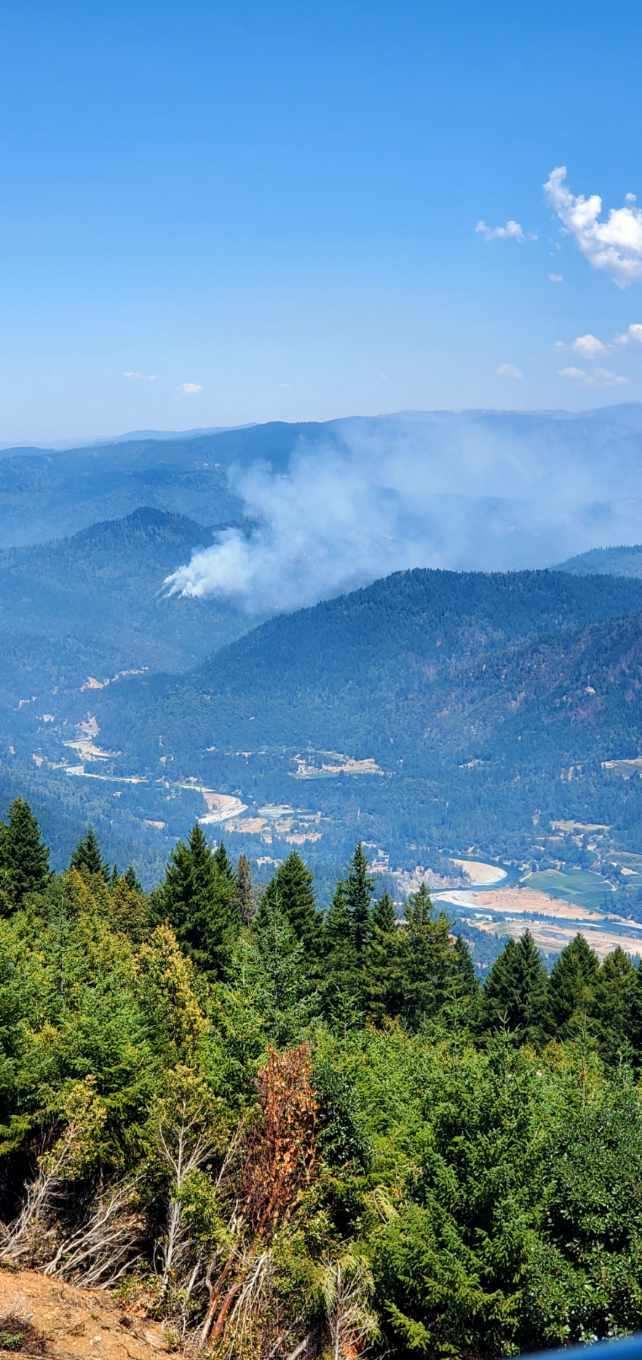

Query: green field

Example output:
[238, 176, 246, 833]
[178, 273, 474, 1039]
[525, 868, 614, 911]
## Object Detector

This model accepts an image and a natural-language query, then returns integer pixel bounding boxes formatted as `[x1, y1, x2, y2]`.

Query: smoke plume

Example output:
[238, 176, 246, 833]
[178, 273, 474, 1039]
[164, 412, 642, 615]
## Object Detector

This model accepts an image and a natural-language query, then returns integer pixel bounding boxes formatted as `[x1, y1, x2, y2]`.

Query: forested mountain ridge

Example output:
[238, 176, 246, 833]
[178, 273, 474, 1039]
[2, 804, 642, 1357]
[558, 542, 642, 578]
[0, 507, 254, 688]
[98, 566, 642, 765]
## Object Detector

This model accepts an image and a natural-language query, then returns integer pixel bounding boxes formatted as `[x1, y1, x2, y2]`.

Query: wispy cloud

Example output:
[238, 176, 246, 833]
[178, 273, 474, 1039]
[615, 323, 642, 346]
[124, 370, 157, 382]
[559, 365, 628, 386]
[545, 165, 642, 287]
[475, 218, 531, 242]
[179, 382, 203, 394]
[496, 363, 524, 380]
[548, 272, 563, 284]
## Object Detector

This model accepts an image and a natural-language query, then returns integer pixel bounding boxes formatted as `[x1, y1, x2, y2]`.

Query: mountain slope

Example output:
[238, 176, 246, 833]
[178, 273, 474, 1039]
[558, 544, 642, 579]
[10, 562, 642, 877]
[100, 567, 642, 765]
[0, 507, 254, 691]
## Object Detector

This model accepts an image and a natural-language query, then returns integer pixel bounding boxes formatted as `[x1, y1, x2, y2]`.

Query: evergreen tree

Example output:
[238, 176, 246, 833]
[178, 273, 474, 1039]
[346, 843, 373, 966]
[594, 947, 638, 1062]
[483, 931, 548, 1042]
[70, 827, 108, 880]
[214, 842, 235, 885]
[123, 865, 142, 893]
[153, 823, 238, 976]
[547, 933, 599, 1038]
[366, 892, 400, 1024]
[322, 881, 361, 1030]
[262, 852, 320, 954]
[397, 883, 455, 1031]
[249, 891, 319, 1044]
[447, 934, 481, 1025]
[1, 798, 49, 910]
[236, 854, 254, 924]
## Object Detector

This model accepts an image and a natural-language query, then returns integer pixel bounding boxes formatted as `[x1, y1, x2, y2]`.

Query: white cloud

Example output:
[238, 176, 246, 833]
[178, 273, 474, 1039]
[559, 365, 628, 387]
[594, 367, 630, 386]
[572, 333, 607, 359]
[559, 366, 589, 382]
[496, 363, 524, 380]
[475, 218, 526, 242]
[179, 382, 203, 394]
[124, 370, 157, 381]
[548, 272, 563, 283]
[615, 323, 642, 346]
[545, 165, 642, 287]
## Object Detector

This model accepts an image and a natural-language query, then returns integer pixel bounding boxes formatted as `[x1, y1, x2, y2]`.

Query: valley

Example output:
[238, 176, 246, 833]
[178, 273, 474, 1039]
[3, 414, 642, 962]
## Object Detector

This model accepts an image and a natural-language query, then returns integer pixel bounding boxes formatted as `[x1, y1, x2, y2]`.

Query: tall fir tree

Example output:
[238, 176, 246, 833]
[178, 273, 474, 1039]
[214, 842, 235, 885]
[249, 890, 319, 1044]
[70, 827, 108, 880]
[123, 865, 142, 893]
[322, 881, 361, 1030]
[446, 934, 481, 1026]
[153, 823, 239, 976]
[397, 883, 455, 1031]
[262, 852, 321, 954]
[483, 931, 548, 1042]
[0, 798, 49, 911]
[346, 843, 373, 967]
[236, 854, 254, 924]
[366, 892, 400, 1025]
[594, 947, 638, 1062]
[547, 933, 599, 1038]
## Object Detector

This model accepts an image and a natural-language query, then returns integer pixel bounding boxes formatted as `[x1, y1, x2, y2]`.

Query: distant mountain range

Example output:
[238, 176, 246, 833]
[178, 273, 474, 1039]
[3, 407, 642, 890]
[3, 405, 642, 561]
[558, 544, 642, 579]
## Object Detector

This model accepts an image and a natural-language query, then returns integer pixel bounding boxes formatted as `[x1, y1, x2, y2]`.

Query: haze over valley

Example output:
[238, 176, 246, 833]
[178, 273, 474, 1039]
[4, 410, 642, 964]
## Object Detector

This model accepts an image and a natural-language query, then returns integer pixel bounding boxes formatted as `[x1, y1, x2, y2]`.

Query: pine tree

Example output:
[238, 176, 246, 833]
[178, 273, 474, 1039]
[153, 823, 239, 976]
[1, 798, 50, 910]
[262, 852, 320, 954]
[236, 854, 254, 924]
[322, 881, 361, 1030]
[366, 893, 400, 1024]
[547, 933, 599, 1038]
[250, 891, 319, 1044]
[446, 934, 481, 1025]
[123, 865, 142, 893]
[483, 931, 548, 1042]
[397, 884, 455, 1031]
[70, 827, 108, 880]
[346, 843, 373, 966]
[214, 842, 235, 885]
[594, 947, 638, 1062]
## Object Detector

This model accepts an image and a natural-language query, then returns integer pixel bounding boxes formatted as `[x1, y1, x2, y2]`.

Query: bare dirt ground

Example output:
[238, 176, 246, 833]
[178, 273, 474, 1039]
[451, 858, 507, 886]
[470, 916, 642, 960]
[0, 1268, 174, 1359]
[438, 885, 637, 924]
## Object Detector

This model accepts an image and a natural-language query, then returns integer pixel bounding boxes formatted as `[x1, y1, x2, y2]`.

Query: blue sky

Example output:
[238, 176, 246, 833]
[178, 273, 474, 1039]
[4, 0, 642, 441]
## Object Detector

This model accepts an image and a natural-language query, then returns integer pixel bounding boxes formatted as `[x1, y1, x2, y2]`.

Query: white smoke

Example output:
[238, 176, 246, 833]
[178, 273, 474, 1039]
[164, 413, 642, 615]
